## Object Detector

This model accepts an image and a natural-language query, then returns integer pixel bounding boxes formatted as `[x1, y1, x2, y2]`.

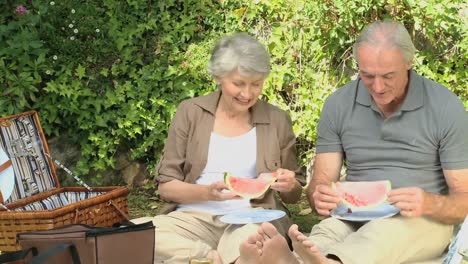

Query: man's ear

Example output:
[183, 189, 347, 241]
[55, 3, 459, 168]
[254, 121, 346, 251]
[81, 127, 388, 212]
[406, 59, 413, 70]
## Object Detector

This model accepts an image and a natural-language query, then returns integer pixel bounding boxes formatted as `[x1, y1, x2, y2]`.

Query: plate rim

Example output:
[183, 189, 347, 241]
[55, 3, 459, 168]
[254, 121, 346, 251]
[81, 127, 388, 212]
[219, 209, 286, 224]
[0, 147, 15, 202]
[330, 204, 400, 222]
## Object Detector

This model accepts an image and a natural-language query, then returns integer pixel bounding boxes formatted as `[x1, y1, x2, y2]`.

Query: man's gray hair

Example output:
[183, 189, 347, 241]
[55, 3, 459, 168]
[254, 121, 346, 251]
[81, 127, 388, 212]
[353, 20, 416, 65]
[208, 32, 270, 78]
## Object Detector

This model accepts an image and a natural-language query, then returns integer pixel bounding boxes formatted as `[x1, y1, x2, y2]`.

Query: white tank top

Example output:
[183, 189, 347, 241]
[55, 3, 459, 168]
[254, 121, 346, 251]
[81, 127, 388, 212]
[177, 128, 257, 215]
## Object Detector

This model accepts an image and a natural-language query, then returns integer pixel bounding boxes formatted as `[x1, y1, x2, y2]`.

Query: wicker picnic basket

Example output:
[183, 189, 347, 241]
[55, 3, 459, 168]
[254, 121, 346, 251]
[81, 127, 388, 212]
[0, 111, 130, 252]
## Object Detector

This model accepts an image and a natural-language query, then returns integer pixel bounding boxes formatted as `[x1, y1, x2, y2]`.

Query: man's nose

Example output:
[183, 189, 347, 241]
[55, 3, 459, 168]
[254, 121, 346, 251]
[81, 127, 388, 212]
[373, 77, 385, 93]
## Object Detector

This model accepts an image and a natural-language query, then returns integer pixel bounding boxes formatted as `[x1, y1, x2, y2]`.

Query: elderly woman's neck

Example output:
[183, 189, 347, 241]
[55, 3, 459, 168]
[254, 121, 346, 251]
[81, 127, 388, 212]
[216, 103, 251, 120]
[214, 104, 253, 137]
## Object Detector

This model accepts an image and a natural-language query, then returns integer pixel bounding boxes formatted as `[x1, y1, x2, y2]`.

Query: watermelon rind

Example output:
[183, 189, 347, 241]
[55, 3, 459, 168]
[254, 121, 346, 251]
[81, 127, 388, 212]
[332, 180, 392, 212]
[224, 172, 276, 199]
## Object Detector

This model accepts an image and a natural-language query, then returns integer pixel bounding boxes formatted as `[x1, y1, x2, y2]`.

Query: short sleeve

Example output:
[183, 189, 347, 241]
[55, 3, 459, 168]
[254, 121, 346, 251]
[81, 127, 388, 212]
[154, 101, 190, 184]
[439, 97, 468, 170]
[316, 97, 344, 153]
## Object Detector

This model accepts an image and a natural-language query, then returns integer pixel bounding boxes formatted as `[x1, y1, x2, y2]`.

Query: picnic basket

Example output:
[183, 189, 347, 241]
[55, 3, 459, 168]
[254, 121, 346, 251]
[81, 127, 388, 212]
[0, 111, 130, 252]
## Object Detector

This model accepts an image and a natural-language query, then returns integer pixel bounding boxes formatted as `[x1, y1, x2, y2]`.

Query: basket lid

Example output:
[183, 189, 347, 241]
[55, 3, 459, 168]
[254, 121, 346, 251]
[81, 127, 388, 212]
[0, 111, 59, 204]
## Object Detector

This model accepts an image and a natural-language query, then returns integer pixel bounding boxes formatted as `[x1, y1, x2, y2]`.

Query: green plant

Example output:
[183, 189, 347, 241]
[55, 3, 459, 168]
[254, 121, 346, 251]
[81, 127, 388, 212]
[1, 0, 466, 184]
[0, 2, 50, 114]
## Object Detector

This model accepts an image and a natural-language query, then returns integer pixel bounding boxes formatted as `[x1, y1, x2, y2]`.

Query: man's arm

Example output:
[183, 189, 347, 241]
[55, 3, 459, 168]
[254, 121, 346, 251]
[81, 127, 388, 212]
[306, 152, 343, 215]
[389, 168, 468, 225]
[425, 168, 468, 224]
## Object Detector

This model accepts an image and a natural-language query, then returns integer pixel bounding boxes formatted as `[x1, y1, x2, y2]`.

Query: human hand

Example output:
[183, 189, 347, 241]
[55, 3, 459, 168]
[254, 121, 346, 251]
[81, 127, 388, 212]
[270, 168, 297, 193]
[207, 181, 240, 201]
[311, 184, 341, 216]
[388, 187, 428, 217]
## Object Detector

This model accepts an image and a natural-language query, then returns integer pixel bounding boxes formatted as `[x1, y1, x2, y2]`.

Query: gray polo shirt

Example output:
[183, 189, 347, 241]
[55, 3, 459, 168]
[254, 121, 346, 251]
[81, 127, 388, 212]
[316, 70, 468, 194]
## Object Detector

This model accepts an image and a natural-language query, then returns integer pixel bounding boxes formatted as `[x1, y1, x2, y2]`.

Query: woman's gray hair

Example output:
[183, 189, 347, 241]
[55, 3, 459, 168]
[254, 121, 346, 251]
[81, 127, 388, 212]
[353, 20, 416, 65]
[208, 32, 270, 78]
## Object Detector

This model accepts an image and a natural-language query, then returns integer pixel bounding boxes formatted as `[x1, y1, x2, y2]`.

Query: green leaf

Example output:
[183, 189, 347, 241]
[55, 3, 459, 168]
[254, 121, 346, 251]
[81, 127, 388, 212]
[76, 64, 86, 79]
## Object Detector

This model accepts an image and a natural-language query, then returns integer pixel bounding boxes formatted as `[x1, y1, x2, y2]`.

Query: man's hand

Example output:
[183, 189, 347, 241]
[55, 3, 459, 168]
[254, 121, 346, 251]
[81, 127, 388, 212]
[207, 181, 240, 201]
[271, 168, 297, 193]
[388, 187, 428, 217]
[311, 184, 341, 216]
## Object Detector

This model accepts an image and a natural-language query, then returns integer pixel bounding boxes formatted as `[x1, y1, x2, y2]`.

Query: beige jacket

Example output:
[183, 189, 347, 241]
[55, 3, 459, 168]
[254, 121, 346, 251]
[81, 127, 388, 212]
[155, 90, 304, 234]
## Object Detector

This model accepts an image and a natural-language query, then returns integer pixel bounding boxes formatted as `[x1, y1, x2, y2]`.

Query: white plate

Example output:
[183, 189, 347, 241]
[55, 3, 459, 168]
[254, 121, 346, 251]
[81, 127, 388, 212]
[0, 146, 15, 202]
[331, 204, 400, 222]
[220, 209, 286, 224]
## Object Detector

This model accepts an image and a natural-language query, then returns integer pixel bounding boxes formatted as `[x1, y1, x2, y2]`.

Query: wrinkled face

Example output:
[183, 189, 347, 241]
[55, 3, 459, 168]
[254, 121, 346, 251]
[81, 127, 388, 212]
[217, 70, 265, 113]
[357, 45, 412, 111]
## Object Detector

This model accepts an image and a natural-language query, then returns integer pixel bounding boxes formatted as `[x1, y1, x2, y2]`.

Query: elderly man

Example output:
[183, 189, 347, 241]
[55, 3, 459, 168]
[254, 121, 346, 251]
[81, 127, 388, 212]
[238, 20, 468, 264]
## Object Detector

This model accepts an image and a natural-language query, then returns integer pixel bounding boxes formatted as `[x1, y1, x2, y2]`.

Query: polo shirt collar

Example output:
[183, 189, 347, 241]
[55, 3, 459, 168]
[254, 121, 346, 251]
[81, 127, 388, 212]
[193, 90, 271, 124]
[356, 70, 424, 111]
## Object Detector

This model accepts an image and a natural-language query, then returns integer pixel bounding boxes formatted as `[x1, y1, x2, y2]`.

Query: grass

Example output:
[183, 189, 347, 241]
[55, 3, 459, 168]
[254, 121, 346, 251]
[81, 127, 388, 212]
[127, 187, 162, 218]
[127, 187, 322, 233]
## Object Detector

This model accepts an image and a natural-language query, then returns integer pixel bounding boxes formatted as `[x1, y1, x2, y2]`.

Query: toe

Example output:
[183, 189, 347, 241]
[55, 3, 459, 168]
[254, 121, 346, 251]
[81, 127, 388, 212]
[260, 222, 279, 238]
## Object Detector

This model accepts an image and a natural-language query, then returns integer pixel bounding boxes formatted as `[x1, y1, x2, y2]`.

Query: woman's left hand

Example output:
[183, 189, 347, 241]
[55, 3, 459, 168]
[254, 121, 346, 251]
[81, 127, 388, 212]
[270, 168, 297, 193]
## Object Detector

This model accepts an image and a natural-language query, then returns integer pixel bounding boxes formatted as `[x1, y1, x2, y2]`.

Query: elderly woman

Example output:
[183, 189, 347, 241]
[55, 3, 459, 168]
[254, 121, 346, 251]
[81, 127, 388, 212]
[153, 33, 303, 264]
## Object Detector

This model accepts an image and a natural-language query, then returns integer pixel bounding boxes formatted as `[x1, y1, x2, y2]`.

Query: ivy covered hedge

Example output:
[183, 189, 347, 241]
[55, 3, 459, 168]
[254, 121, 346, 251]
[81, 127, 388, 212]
[1, 0, 467, 183]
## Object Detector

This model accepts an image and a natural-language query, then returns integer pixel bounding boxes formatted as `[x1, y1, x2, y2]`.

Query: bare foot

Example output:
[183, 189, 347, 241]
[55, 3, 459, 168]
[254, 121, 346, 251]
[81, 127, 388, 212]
[237, 233, 262, 264]
[288, 224, 330, 264]
[258, 222, 300, 264]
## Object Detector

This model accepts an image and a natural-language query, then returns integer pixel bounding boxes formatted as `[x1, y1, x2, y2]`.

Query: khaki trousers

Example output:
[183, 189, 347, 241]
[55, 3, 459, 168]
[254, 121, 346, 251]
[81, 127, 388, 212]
[307, 216, 453, 264]
[133, 210, 259, 264]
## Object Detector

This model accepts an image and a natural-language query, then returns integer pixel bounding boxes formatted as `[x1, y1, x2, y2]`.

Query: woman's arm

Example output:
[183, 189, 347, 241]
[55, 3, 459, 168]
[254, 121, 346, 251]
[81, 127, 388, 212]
[273, 169, 303, 203]
[154, 101, 191, 185]
[159, 179, 239, 204]
[275, 111, 304, 203]
[155, 100, 239, 204]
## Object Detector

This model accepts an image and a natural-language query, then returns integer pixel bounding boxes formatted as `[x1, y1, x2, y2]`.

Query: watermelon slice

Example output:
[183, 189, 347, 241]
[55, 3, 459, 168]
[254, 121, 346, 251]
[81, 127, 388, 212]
[224, 172, 277, 199]
[332, 180, 391, 212]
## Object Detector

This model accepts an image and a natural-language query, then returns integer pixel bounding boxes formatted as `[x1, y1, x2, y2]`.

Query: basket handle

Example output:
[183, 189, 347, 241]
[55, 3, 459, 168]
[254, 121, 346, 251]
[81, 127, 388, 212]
[73, 208, 82, 224]
[72, 208, 97, 224]
[72, 200, 130, 224]
[109, 200, 131, 221]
